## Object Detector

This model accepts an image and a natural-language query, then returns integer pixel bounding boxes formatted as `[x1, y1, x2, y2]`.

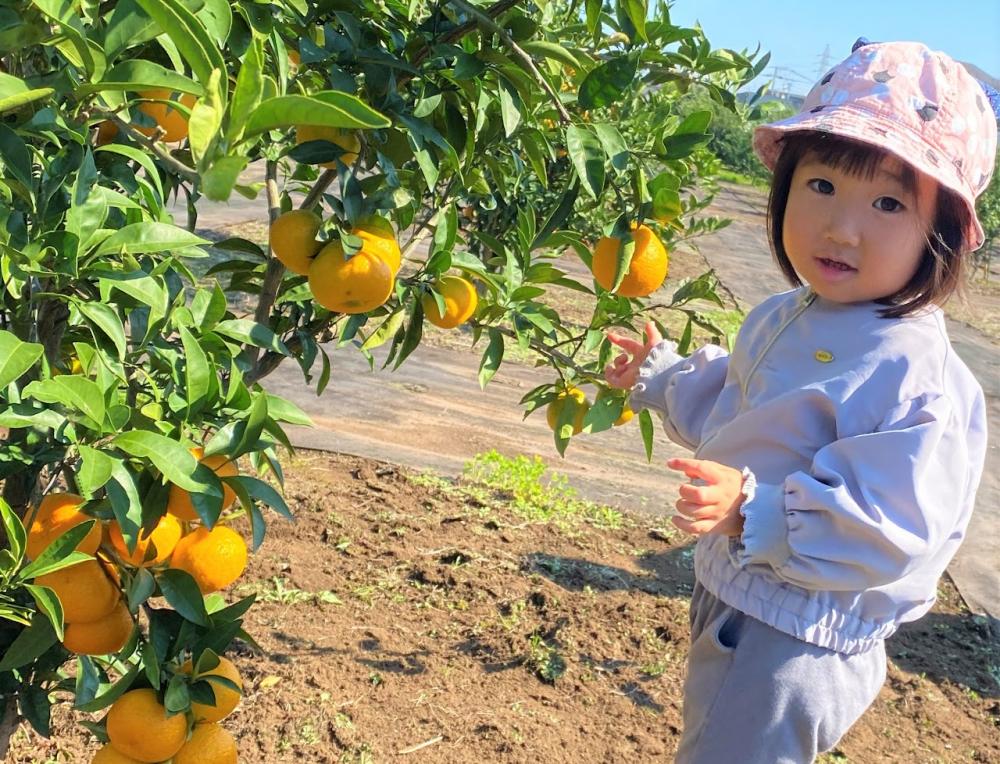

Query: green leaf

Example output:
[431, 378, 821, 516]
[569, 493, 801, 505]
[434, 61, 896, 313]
[189, 68, 225, 168]
[134, 0, 226, 94]
[620, 0, 648, 43]
[264, 395, 312, 426]
[242, 92, 391, 138]
[22, 377, 107, 431]
[77, 60, 202, 95]
[0, 404, 65, 430]
[76, 446, 115, 498]
[392, 300, 424, 370]
[578, 55, 637, 110]
[190, 283, 227, 329]
[0, 611, 57, 672]
[214, 319, 290, 355]
[95, 144, 164, 203]
[593, 123, 629, 173]
[24, 584, 65, 639]
[360, 309, 405, 351]
[228, 475, 292, 519]
[497, 78, 522, 138]
[94, 222, 209, 257]
[566, 125, 605, 200]
[75, 301, 127, 361]
[478, 329, 504, 389]
[0, 330, 43, 389]
[74, 661, 143, 712]
[231, 394, 268, 458]
[228, 36, 264, 143]
[112, 432, 207, 491]
[201, 155, 248, 202]
[179, 326, 212, 417]
[639, 408, 654, 462]
[0, 72, 53, 113]
[157, 568, 209, 626]
[18, 531, 93, 579]
[0, 125, 32, 191]
[0, 497, 26, 568]
[519, 41, 580, 70]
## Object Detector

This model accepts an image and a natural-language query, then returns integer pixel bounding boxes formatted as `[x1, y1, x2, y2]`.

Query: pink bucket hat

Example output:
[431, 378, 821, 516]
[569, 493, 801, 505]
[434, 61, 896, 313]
[753, 40, 999, 252]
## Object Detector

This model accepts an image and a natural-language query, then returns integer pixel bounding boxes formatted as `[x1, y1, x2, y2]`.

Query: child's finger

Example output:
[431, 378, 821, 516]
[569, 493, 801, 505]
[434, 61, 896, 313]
[678, 483, 715, 504]
[606, 332, 645, 355]
[666, 457, 709, 481]
[643, 320, 662, 346]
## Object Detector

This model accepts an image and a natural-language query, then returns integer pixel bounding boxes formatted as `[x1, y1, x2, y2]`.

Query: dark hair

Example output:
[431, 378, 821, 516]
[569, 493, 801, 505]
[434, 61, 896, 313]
[766, 131, 971, 318]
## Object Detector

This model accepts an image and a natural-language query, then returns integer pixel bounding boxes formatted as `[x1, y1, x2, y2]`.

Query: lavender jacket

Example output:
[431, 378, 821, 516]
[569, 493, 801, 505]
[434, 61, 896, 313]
[631, 286, 987, 654]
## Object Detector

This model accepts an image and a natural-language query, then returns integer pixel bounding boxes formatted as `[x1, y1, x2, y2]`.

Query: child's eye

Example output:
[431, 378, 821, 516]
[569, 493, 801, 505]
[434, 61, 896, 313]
[807, 178, 835, 194]
[874, 196, 904, 212]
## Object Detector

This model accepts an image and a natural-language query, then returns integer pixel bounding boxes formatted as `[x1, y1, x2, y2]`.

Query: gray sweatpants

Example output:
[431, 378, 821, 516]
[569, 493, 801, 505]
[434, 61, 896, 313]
[676, 581, 887, 764]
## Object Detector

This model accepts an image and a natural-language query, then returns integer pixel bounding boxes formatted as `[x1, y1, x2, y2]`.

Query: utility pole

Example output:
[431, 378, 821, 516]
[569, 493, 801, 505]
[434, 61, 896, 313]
[816, 44, 834, 79]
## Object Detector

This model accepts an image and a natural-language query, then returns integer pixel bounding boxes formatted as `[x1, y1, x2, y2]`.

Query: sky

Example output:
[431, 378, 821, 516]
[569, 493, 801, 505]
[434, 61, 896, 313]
[668, 0, 1000, 96]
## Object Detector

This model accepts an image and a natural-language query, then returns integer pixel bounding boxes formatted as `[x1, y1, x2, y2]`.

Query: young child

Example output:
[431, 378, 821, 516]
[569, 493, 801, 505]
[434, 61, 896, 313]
[605, 40, 998, 763]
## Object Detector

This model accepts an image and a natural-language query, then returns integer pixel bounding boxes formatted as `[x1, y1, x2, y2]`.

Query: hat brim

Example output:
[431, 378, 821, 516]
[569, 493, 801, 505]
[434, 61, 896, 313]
[753, 106, 986, 251]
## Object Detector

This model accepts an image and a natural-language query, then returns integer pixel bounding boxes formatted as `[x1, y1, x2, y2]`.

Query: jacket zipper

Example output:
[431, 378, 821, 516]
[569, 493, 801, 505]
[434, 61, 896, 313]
[740, 289, 817, 399]
[694, 289, 817, 459]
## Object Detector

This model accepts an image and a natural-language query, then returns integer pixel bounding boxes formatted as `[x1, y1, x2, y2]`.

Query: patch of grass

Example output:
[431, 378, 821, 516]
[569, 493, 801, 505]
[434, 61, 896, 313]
[236, 576, 342, 606]
[716, 167, 769, 189]
[525, 633, 567, 684]
[462, 450, 626, 528]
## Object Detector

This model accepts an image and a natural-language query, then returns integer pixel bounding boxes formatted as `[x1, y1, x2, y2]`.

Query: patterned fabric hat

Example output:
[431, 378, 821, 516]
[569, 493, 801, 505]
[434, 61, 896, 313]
[753, 40, 999, 252]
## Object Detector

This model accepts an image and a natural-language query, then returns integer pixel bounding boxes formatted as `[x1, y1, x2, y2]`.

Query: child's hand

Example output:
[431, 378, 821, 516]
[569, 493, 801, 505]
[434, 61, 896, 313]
[666, 458, 747, 537]
[605, 321, 663, 389]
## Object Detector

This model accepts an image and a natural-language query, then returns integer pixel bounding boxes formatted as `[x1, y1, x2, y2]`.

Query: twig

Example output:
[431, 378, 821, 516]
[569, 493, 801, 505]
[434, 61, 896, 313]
[398, 735, 444, 755]
[402, 0, 522, 86]
[106, 115, 199, 184]
[446, 0, 572, 123]
[299, 169, 337, 211]
[251, 160, 284, 346]
[473, 321, 590, 377]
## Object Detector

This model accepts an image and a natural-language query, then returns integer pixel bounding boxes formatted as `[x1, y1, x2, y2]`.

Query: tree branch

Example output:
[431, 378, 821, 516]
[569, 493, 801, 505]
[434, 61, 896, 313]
[445, 0, 572, 123]
[106, 115, 200, 184]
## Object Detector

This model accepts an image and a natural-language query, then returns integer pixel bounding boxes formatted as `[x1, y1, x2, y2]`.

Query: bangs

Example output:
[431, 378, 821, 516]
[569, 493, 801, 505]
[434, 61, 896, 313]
[778, 131, 918, 194]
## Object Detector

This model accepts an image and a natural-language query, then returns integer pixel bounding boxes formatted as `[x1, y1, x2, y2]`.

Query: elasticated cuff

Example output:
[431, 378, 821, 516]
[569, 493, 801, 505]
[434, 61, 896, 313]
[733, 481, 792, 570]
[628, 340, 684, 413]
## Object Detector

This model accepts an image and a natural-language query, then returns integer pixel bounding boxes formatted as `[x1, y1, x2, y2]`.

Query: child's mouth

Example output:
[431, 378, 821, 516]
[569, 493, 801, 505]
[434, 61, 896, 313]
[816, 257, 856, 273]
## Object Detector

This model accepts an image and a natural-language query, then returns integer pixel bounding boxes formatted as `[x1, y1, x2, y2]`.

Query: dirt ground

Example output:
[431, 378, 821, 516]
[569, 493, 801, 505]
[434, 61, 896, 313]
[9, 451, 999, 764]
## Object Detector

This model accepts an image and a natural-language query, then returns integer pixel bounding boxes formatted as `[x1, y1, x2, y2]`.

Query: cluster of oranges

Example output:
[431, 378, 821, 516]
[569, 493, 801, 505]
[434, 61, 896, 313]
[26, 448, 249, 762]
[270, 202, 479, 329]
[26, 448, 248, 657]
[93, 649, 243, 763]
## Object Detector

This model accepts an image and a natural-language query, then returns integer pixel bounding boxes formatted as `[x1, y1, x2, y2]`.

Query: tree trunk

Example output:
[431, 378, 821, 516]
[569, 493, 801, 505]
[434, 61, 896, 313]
[0, 696, 20, 760]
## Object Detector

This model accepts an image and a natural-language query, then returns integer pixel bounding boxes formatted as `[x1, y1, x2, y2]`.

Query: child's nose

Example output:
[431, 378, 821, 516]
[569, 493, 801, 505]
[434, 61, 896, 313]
[822, 206, 862, 248]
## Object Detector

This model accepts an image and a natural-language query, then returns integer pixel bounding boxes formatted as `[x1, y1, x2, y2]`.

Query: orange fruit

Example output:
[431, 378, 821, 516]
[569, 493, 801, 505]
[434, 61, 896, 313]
[91, 743, 145, 763]
[421, 276, 478, 329]
[167, 447, 239, 522]
[135, 89, 197, 143]
[170, 526, 248, 594]
[26, 493, 101, 560]
[591, 224, 669, 298]
[95, 120, 118, 146]
[109, 514, 182, 567]
[308, 241, 394, 314]
[180, 655, 243, 722]
[106, 688, 189, 763]
[287, 49, 301, 69]
[351, 215, 401, 273]
[62, 599, 132, 655]
[35, 559, 119, 623]
[172, 722, 238, 764]
[270, 209, 323, 276]
[546, 387, 590, 435]
[295, 124, 361, 168]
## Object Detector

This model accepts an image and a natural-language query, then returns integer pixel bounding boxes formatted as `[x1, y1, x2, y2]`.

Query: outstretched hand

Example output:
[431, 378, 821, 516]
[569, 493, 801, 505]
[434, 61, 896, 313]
[666, 458, 747, 537]
[605, 321, 663, 389]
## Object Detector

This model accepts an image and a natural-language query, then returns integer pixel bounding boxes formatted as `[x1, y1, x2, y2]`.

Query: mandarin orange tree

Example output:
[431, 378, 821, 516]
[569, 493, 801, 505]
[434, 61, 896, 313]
[0, 0, 765, 758]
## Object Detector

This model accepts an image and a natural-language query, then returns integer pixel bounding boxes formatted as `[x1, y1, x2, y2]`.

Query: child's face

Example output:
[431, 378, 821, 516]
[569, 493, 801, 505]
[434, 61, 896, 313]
[782, 152, 939, 304]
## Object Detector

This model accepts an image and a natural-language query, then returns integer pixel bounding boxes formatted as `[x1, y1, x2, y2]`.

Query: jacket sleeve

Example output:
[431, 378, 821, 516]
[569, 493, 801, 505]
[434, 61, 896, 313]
[732, 392, 980, 591]
[629, 340, 730, 451]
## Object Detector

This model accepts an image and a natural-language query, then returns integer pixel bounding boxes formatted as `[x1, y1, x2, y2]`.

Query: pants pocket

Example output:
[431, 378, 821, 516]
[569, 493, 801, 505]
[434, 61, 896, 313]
[709, 608, 744, 653]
